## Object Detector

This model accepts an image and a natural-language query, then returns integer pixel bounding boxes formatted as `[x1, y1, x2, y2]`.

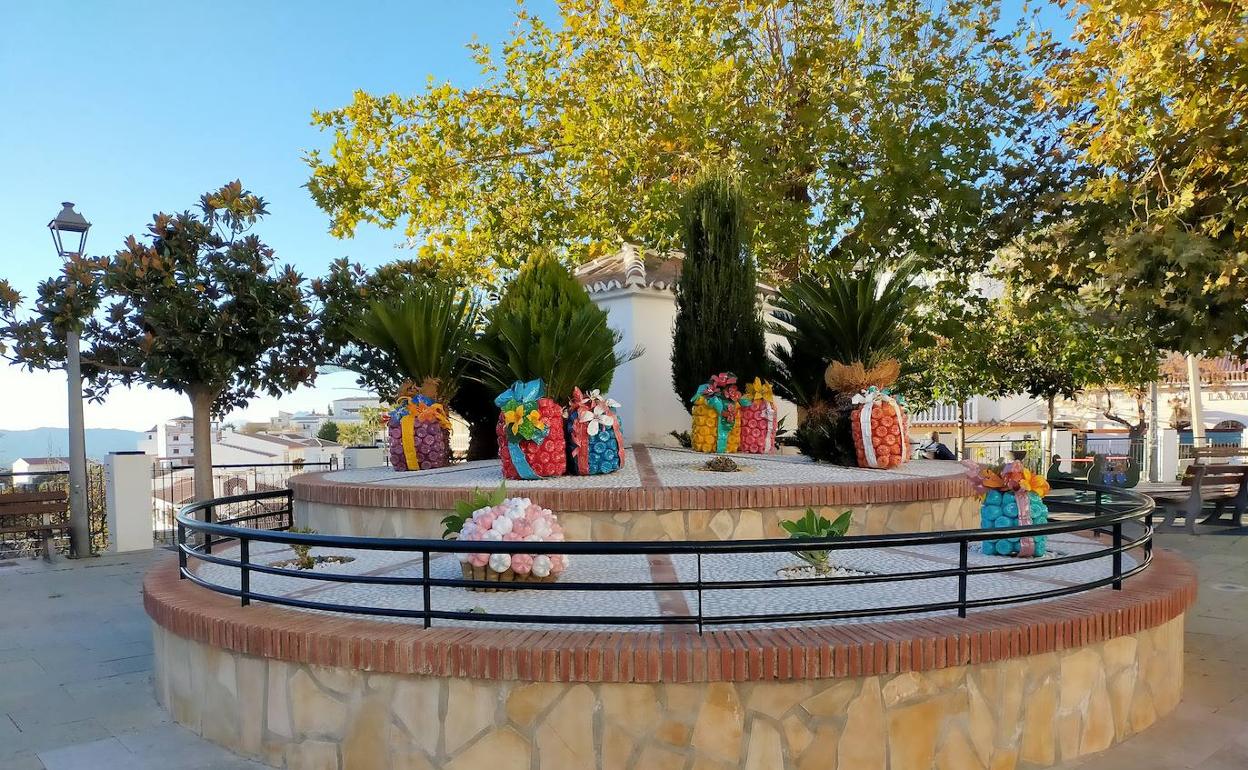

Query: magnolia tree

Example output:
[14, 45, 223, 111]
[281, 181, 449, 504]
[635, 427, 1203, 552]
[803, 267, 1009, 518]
[0, 182, 325, 501]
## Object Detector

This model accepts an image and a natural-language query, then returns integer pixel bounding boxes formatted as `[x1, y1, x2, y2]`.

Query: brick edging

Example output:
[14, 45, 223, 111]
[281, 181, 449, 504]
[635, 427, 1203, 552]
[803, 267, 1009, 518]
[289, 460, 975, 513]
[144, 550, 1197, 684]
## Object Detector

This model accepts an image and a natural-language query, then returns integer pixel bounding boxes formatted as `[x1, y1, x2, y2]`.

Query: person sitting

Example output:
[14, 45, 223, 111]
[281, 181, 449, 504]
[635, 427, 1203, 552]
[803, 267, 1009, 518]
[1047, 455, 1075, 481]
[919, 431, 957, 461]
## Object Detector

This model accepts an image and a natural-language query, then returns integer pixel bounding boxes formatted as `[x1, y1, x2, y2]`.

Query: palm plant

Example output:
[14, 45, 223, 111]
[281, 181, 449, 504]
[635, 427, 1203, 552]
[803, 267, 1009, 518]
[473, 252, 640, 402]
[769, 261, 917, 407]
[345, 282, 481, 403]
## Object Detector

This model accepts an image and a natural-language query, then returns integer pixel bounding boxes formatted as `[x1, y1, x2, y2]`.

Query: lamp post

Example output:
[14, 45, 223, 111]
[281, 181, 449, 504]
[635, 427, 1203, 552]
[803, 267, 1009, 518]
[48, 202, 92, 558]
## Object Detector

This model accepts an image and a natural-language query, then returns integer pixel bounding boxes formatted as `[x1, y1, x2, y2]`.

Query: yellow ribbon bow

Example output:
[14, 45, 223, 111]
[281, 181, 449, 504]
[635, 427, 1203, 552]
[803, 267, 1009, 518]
[412, 401, 453, 430]
[744, 377, 774, 404]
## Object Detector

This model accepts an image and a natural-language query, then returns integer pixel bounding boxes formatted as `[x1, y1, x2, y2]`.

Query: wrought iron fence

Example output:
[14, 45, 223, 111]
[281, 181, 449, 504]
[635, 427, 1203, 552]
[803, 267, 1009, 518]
[151, 460, 335, 543]
[963, 439, 1042, 470]
[174, 482, 1153, 632]
[0, 466, 108, 557]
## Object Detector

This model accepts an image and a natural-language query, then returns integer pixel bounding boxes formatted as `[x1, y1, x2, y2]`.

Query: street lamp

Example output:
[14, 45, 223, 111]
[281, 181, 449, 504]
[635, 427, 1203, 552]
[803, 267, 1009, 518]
[48, 202, 92, 557]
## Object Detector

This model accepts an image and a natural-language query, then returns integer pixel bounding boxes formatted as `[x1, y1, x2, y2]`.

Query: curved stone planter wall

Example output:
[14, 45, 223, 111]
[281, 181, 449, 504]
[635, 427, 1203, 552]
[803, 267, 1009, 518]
[145, 549, 1197, 770]
[290, 447, 980, 541]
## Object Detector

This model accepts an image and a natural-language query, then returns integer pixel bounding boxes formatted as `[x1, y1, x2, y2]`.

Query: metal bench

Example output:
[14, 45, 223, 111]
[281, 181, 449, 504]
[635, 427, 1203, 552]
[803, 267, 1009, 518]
[1142, 463, 1248, 535]
[0, 490, 70, 560]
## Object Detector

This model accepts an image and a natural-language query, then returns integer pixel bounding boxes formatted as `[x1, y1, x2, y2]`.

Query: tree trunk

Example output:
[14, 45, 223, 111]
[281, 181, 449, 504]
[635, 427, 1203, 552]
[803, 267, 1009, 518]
[956, 400, 967, 460]
[1046, 394, 1056, 469]
[190, 387, 218, 502]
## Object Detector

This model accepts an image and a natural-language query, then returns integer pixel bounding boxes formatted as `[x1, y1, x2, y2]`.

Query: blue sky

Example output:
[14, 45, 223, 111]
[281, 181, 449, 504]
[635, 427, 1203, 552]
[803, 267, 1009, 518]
[0, 0, 1069, 431]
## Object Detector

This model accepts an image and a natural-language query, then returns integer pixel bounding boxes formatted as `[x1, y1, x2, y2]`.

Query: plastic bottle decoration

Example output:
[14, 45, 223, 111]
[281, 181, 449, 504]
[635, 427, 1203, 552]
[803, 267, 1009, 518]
[566, 388, 626, 475]
[737, 377, 778, 454]
[495, 379, 567, 479]
[456, 497, 568, 591]
[387, 379, 453, 471]
[849, 386, 909, 470]
[690, 373, 748, 453]
[963, 460, 1051, 557]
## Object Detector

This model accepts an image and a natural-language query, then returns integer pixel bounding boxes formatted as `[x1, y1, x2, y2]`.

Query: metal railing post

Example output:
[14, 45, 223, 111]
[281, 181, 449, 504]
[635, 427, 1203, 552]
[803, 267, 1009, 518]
[177, 519, 186, 578]
[422, 549, 432, 629]
[204, 504, 214, 555]
[957, 540, 969, 618]
[1112, 522, 1123, 590]
[1145, 509, 1154, 560]
[240, 537, 251, 606]
[696, 553, 704, 635]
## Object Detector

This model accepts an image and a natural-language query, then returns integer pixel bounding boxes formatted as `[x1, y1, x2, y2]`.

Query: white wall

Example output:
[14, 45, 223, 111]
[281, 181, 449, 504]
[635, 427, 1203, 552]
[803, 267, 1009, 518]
[591, 287, 797, 444]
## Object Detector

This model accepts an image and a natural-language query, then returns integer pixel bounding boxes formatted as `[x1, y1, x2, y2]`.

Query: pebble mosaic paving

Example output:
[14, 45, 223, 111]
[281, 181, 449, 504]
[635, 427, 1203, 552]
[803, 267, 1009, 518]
[315, 446, 964, 491]
[192, 532, 1134, 631]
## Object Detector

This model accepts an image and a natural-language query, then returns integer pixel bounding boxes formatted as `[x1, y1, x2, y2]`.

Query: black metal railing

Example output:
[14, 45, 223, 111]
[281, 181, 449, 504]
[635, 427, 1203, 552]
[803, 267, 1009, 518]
[174, 481, 1154, 632]
[152, 460, 334, 543]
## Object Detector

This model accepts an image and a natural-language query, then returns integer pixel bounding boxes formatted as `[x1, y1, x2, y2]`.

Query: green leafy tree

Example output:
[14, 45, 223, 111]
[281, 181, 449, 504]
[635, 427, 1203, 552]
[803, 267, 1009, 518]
[1039, 0, 1248, 356]
[306, 0, 1047, 280]
[337, 406, 386, 447]
[0, 182, 323, 501]
[316, 421, 340, 442]
[671, 172, 767, 407]
[473, 251, 639, 403]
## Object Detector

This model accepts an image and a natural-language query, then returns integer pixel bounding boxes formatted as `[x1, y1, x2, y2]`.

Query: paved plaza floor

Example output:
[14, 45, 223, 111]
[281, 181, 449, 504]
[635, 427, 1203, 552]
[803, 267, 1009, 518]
[0, 530, 1244, 769]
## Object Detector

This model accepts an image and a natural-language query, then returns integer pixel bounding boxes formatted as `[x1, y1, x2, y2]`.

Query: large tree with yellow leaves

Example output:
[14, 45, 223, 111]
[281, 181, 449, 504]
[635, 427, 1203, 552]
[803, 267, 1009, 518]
[306, 0, 1047, 283]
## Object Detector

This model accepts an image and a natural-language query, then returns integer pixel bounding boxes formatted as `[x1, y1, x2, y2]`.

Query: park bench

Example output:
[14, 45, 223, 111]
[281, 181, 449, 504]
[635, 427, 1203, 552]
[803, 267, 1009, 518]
[1142, 463, 1248, 535]
[1192, 446, 1248, 463]
[0, 490, 70, 560]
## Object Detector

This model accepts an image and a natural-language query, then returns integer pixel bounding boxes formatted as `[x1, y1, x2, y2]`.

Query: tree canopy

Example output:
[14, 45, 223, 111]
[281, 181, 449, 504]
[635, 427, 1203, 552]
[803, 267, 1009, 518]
[1033, 0, 1248, 356]
[0, 181, 324, 500]
[306, 0, 1046, 282]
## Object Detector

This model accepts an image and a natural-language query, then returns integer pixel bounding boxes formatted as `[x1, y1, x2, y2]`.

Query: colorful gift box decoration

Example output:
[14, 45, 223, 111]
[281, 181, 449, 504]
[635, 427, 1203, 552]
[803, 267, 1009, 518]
[690, 373, 748, 453]
[963, 460, 1051, 557]
[455, 497, 568, 591]
[737, 377, 778, 454]
[387, 379, 453, 471]
[849, 386, 909, 470]
[566, 388, 625, 475]
[495, 379, 567, 479]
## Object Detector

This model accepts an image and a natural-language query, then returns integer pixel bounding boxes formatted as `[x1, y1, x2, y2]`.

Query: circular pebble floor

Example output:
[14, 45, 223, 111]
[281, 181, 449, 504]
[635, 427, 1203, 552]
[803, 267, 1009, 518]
[191, 531, 1135, 631]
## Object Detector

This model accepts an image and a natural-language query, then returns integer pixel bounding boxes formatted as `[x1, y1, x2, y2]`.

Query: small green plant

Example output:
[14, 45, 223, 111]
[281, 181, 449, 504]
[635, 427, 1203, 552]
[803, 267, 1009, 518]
[441, 484, 507, 539]
[780, 508, 852, 574]
[287, 527, 317, 570]
[669, 430, 693, 448]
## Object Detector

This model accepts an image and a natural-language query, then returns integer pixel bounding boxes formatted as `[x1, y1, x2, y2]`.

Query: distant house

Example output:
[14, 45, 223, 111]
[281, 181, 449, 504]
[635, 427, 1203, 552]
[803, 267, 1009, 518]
[10, 456, 69, 486]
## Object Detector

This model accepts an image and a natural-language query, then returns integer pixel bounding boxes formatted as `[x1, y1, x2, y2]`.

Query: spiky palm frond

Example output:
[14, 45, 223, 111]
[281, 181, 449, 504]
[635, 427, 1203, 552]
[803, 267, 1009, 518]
[769, 261, 917, 406]
[345, 283, 481, 402]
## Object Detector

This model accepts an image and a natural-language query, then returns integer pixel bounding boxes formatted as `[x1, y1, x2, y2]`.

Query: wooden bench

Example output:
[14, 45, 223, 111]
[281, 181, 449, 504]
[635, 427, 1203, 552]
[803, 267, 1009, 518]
[1192, 446, 1248, 462]
[1142, 463, 1248, 535]
[0, 490, 70, 560]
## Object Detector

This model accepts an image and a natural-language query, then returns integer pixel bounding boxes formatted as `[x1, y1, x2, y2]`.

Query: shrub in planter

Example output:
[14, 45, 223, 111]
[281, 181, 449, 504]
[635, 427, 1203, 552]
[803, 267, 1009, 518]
[474, 252, 637, 476]
[455, 496, 568, 591]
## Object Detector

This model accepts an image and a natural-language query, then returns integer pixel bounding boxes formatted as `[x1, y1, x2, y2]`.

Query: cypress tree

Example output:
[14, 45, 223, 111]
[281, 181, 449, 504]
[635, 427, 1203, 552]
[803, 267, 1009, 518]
[671, 171, 767, 410]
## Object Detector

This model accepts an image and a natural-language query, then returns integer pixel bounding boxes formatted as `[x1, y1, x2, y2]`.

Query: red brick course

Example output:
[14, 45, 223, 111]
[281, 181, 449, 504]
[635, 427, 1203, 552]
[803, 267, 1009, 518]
[144, 549, 1197, 684]
[289, 461, 975, 513]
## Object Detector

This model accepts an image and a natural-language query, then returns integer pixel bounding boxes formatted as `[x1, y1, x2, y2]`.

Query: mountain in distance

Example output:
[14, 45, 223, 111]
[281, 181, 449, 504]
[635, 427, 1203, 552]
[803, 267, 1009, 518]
[0, 427, 145, 468]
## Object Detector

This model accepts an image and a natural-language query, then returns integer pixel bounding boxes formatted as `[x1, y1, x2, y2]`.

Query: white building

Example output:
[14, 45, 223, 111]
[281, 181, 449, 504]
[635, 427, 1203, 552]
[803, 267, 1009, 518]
[10, 456, 69, 486]
[329, 397, 380, 424]
[137, 417, 220, 461]
[573, 242, 796, 444]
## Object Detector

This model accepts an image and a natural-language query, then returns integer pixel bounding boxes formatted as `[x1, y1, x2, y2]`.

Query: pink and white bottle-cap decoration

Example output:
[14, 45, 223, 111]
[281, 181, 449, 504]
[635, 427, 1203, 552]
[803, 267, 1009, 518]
[455, 497, 568, 578]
